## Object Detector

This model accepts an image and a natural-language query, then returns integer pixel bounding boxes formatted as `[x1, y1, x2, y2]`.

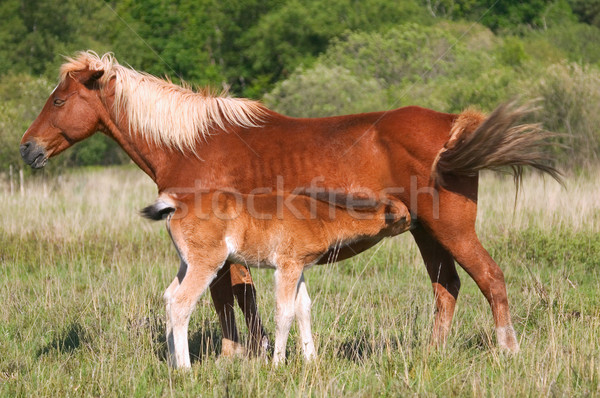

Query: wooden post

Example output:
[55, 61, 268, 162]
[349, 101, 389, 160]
[19, 168, 24, 196]
[9, 164, 14, 195]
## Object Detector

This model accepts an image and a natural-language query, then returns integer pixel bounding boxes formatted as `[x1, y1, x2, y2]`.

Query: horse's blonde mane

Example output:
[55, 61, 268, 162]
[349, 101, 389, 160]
[60, 51, 266, 153]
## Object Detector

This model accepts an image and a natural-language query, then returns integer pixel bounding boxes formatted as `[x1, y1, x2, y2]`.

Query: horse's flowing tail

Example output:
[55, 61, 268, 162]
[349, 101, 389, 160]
[431, 101, 563, 187]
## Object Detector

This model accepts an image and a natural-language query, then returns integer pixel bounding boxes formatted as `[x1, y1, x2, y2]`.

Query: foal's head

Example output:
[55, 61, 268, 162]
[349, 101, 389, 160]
[20, 64, 107, 168]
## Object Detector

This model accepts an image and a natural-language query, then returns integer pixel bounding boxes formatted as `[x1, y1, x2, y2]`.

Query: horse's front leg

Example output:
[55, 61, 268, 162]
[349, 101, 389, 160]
[209, 262, 245, 357]
[231, 263, 270, 355]
[209, 263, 269, 357]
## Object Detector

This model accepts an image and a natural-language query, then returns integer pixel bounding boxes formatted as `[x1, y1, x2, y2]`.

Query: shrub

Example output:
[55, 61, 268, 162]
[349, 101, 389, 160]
[319, 23, 467, 86]
[529, 22, 600, 65]
[533, 62, 600, 168]
[264, 64, 388, 117]
[399, 65, 523, 113]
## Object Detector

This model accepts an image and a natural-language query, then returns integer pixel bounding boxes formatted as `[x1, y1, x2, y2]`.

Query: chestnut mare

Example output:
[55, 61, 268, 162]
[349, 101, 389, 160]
[20, 52, 560, 368]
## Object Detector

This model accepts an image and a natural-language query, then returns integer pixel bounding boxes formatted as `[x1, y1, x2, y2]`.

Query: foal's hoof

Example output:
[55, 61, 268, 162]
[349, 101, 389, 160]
[221, 338, 246, 357]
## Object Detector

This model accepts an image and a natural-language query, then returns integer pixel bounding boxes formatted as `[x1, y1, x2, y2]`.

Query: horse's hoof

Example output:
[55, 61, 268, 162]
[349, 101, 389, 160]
[496, 326, 520, 353]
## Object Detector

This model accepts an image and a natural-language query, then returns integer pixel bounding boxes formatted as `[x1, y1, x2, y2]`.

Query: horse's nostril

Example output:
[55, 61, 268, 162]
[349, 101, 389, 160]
[20, 143, 31, 157]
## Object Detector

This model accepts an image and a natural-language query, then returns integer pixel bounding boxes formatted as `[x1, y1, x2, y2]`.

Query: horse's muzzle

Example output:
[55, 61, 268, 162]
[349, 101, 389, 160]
[20, 141, 48, 169]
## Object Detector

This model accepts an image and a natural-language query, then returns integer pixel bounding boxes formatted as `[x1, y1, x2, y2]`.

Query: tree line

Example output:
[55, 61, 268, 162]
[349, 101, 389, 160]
[1, 0, 599, 171]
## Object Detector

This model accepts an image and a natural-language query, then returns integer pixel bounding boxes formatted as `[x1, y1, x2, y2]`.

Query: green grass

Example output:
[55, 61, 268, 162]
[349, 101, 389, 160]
[1, 167, 599, 396]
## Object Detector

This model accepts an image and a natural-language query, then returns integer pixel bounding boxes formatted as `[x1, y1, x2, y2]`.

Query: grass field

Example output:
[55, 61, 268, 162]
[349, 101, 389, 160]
[1, 166, 599, 397]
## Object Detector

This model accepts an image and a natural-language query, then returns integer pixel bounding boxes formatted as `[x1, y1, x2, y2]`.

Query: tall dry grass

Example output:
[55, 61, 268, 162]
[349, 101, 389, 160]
[477, 169, 600, 233]
[0, 167, 156, 240]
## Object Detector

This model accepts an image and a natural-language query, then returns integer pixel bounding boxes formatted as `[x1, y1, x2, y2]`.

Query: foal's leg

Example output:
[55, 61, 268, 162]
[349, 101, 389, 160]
[411, 227, 460, 347]
[209, 262, 245, 357]
[165, 215, 228, 368]
[273, 263, 304, 365]
[294, 273, 315, 360]
[231, 263, 269, 354]
[166, 255, 226, 368]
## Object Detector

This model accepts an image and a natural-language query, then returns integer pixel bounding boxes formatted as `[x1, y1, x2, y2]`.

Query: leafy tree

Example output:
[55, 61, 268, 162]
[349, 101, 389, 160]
[423, 0, 575, 31]
[0, 0, 117, 77]
[0, 0, 28, 76]
[568, 0, 600, 27]
[239, 0, 429, 94]
[110, 0, 281, 91]
[477, 0, 573, 30]
[110, 0, 427, 96]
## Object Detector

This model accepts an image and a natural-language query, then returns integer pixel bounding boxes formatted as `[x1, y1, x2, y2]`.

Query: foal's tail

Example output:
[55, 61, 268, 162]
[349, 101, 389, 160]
[431, 101, 563, 187]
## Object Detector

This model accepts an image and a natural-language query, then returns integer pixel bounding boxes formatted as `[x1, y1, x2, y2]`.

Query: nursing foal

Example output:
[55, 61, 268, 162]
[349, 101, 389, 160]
[142, 190, 411, 367]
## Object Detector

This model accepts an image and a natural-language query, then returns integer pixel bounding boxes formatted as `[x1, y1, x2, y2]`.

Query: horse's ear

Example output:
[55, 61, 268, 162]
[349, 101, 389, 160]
[78, 69, 105, 89]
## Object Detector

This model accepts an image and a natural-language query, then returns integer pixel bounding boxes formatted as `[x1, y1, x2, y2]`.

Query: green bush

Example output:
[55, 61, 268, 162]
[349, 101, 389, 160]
[496, 36, 529, 66]
[266, 22, 526, 114]
[525, 22, 600, 65]
[264, 64, 388, 117]
[533, 62, 600, 168]
[399, 65, 523, 113]
[319, 23, 466, 86]
[241, 0, 429, 90]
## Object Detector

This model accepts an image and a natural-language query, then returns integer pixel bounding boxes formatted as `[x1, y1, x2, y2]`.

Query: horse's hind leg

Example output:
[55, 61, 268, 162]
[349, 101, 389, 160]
[209, 262, 245, 357]
[295, 273, 315, 360]
[415, 178, 519, 352]
[411, 227, 460, 347]
[425, 205, 519, 351]
[443, 230, 518, 352]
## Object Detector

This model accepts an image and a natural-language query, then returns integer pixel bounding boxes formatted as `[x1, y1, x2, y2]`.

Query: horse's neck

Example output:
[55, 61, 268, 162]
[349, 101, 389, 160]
[103, 110, 225, 193]
[99, 103, 166, 184]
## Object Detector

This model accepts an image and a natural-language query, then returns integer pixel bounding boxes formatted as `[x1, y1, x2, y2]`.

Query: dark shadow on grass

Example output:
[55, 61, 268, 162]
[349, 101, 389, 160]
[460, 331, 490, 351]
[188, 324, 222, 364]
[149, 317, 222, 364]
[338, 328, 491, 361]
[37, 322, 85, 357]
[337, 333, 402, 362]
[148, 315, 168, 362]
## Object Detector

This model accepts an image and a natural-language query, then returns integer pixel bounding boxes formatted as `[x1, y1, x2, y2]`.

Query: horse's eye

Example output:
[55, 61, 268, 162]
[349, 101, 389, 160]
[53, 98, 65, 107]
